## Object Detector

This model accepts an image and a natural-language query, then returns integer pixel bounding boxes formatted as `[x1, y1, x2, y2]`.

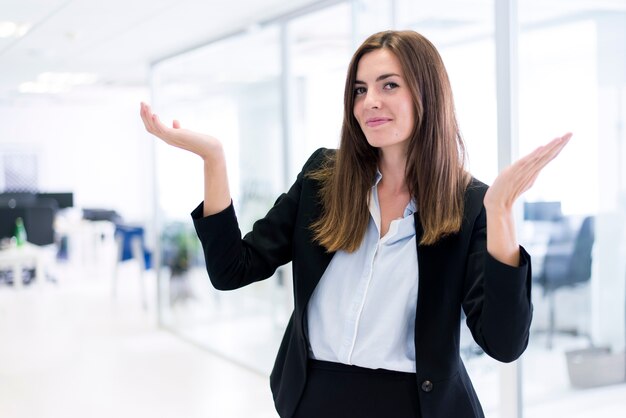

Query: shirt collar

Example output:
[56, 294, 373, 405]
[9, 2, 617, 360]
[373, 169, 383, 187]
[371, 169, 417, 217]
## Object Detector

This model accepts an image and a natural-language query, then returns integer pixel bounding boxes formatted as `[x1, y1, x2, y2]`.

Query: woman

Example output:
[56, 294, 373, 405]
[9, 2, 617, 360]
[140, 30, 570, 418]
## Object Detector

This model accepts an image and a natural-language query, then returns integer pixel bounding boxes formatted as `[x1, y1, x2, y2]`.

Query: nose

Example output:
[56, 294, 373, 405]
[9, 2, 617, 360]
[363, 89, 381, 109]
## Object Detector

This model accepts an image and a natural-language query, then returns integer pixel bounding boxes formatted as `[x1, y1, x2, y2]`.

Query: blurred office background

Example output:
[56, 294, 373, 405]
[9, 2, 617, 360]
[0, 0, 625, 417]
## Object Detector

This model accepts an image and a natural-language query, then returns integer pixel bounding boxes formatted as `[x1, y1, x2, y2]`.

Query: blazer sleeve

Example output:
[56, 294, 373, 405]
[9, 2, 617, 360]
[461, 204, 533, 363]
[191, 148, 326, 291]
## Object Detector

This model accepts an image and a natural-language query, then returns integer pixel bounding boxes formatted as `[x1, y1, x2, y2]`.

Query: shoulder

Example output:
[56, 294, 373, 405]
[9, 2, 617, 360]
[465, 177, 488, 199]
[302, 147, 336, 174]
[463, 177, 489, 218]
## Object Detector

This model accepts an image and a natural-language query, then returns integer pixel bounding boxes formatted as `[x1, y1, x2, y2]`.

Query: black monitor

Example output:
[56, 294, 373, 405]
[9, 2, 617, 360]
[0, 207, 27, 240]
[37, 192, 73, 209]
[0, 206, 55, 245]
[524, 201, 562, 221]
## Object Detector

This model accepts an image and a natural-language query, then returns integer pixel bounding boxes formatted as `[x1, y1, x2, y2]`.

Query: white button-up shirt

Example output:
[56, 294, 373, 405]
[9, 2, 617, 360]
[306, 171, 419, 372]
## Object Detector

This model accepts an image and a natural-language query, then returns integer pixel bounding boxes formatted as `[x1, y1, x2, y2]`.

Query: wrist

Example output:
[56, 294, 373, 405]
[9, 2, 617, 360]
[484, 202, 513, 217]
[200, 141, 225, 163]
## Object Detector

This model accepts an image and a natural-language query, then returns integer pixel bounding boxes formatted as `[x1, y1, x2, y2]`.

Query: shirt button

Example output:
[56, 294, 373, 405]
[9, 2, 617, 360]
[421, 380, 433, 392]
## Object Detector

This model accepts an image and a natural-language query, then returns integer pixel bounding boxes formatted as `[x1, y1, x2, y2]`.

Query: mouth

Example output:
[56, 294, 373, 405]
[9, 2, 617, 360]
[365, 117, 392, 127]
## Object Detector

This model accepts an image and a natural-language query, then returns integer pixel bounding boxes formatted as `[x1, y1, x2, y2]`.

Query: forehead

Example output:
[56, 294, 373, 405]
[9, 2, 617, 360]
[355, 48, 404, 80]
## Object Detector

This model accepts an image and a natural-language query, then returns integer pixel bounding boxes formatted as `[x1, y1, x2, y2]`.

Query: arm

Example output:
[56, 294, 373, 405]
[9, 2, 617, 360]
[140, 103, 325, 289]
[139, 102, 231, 216]
[191, 149, 326, 290]
[462, 204, 533, 362]
[463, 133, 572, 361]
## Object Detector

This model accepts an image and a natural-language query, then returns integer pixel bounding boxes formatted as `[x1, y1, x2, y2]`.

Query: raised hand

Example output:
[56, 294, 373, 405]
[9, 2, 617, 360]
[484, 132, 572, 266]
[484, 133, 572, 213]
[139, 102, 221, 160]
[140, 102, 231, 216]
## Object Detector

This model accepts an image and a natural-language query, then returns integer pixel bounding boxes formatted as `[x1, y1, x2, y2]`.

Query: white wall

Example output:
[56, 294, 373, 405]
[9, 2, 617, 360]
[0, 86, 153, 224]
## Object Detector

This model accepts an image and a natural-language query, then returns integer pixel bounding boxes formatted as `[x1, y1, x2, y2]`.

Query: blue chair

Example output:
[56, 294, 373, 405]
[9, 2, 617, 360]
[113, 224, 152, 310]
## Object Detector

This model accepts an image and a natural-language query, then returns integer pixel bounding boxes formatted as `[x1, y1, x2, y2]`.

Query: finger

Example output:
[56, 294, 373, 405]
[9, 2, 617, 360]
[491, 133, 573, 206]
[152, 114, 168, 136]
[142, 103, 158, 132]
[514, 151, 558, 194]
[140, 102, 148, 123]
[501, 134, 569, 200]
[513, 134, 572, 195]
[541, 133, 571, 159]
[516, 162, 542, 196]
[516, 133, 571, 176]
[173, 120, 181, 129]
[530, 133, 571, 171]
[140, 103, 156, 132]
[524, 133, 571, 161]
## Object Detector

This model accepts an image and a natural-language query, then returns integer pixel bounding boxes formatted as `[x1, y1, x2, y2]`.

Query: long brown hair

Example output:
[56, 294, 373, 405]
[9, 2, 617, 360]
[310, 30, 470, 252]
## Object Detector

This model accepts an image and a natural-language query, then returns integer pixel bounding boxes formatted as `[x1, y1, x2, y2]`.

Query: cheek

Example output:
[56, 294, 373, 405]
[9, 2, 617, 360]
[353, 103, 363, 126]
[353, 101, 360, 118]
[401, 102, 415, 130]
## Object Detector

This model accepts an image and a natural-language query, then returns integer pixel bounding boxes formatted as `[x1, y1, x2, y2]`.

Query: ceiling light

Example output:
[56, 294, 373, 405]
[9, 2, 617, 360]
[0, 22, 17, 38]
[16, 23, 31, 37]
[0, 21, 31, 38]
[19, 72, 99, 94]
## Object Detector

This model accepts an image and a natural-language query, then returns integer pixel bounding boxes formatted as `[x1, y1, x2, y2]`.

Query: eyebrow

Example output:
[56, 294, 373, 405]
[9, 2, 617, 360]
[354, 73, 401, 85]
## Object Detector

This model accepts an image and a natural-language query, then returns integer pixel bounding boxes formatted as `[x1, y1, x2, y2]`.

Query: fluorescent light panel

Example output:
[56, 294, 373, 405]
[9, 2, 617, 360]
[0, 21, 31, 38]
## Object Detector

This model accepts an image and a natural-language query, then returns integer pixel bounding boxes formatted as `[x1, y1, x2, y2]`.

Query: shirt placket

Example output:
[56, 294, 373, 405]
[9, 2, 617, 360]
[337, 230, 378, 363]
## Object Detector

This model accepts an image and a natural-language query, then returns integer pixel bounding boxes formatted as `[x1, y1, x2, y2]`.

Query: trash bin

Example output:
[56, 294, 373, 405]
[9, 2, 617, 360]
[565, 346, 625, 388]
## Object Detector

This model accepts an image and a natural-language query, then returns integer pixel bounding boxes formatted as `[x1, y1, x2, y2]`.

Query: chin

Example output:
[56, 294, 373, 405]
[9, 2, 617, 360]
[365, 138, 399, 149]
[364, 135, 387, 148]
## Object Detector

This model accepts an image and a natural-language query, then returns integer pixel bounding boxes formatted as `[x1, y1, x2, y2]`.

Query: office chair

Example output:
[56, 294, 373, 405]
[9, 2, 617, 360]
[112, 224, 152, 310]
[535, 215, 595, 349]
[24, 199, 57, 246]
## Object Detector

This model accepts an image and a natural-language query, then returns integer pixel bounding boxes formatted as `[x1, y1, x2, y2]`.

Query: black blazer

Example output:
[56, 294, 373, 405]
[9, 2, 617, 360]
[192, 148, 533, 418]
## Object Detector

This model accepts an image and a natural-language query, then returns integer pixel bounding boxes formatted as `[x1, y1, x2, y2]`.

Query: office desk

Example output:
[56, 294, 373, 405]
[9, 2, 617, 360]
[0, 242, 44, 289]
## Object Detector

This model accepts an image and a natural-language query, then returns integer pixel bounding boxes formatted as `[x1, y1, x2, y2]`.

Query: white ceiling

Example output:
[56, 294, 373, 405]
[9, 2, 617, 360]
[0, 0, 323, 101]
[1, 0, 624, 102]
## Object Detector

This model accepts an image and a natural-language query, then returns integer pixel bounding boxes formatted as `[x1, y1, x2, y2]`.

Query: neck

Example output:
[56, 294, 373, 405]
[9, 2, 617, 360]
[378, 146, 408, 194]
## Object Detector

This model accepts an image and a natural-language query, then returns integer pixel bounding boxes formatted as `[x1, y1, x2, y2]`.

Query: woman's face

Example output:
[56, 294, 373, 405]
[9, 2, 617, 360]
[353, 48, 415, 154]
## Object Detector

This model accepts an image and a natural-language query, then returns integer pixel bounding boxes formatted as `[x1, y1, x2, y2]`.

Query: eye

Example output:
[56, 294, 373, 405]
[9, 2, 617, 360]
[354, 86, 366, 96]
[383, 82, 399, 90]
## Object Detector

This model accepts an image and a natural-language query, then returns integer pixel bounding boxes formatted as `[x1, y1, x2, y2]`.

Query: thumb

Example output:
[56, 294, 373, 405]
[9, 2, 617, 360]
[173, 120, 181, 129]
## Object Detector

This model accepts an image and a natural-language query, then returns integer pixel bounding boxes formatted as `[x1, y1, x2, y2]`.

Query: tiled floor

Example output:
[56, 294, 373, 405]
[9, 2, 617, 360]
[1, 259, 624, 418]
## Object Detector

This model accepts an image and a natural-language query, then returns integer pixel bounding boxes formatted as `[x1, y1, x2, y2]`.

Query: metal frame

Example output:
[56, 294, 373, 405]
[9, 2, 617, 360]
[494, 0, 522, 417]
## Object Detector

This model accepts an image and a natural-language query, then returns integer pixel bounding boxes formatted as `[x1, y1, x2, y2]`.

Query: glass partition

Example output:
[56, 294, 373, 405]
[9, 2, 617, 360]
[397, 0, 498, 184]
[518, 2, 626, 417]
[285, 1, 352, 176]
[152, 27, 285, 374]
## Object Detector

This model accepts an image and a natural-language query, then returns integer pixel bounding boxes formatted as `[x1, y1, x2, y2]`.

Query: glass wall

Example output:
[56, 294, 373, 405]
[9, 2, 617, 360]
[285, 2, 352, 178]
[152, 27, 286, 374]
[151, 0, 626, 415]
[396, 0, 498, 183]
[517, 2, 626, 416]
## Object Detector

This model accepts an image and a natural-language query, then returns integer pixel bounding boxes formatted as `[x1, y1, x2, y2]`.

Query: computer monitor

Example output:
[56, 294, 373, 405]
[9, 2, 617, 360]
[524, 201, 562, 221]
[37, 192, 73, 209]
[0, 207, 27, 240]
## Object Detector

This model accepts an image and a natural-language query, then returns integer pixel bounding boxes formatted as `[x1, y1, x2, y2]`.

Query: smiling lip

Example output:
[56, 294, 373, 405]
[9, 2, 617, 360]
[366, 117, 392, 127]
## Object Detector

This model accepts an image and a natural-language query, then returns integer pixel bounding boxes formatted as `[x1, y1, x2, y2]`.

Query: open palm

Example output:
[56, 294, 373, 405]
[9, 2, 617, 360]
[484, 133, 572, 212]
[139, 102, 220, 159]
